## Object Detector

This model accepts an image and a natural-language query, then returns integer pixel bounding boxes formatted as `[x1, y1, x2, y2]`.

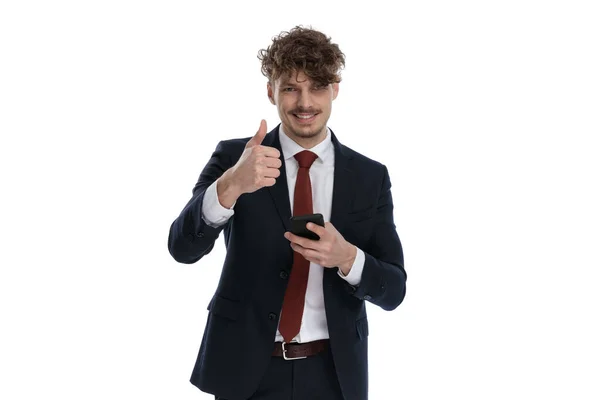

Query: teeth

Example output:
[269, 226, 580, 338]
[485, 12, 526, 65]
[296, 114, 315, 119]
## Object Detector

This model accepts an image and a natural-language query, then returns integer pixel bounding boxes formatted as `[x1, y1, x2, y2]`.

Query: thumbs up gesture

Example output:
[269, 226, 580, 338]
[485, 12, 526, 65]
[244, 119, 269, 149]
[227, 120, 282, 196]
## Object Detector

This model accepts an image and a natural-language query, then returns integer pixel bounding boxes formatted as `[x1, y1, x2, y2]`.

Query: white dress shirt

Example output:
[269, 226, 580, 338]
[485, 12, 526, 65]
[202, 125, 365, 343]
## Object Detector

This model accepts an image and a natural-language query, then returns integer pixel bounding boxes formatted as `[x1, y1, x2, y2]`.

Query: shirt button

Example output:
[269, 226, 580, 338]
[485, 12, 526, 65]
[268, 312, 277, 321]
[279, 270, 289, 279]
[364, 295, 372, 301]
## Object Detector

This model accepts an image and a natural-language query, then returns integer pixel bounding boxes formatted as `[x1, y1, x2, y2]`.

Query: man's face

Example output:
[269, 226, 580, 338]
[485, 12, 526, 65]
[268, 70, 339, 145]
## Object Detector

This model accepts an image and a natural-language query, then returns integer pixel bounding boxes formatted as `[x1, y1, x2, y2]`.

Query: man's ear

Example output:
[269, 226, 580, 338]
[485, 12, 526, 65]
[267, 82, 275, 105]
[332, 82, 340, 100]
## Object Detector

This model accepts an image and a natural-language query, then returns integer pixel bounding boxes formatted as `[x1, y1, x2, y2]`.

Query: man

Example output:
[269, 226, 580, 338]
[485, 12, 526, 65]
[168, 26, 406, 400]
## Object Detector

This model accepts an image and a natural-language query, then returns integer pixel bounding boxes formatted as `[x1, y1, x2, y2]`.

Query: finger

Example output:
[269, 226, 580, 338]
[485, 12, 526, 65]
[290, 243, 305, 257]
[290, 243, 321, 263]
[285, 232, 320, 250]
[252, 145, 280, 159]
[262, 167, 281, 179]
[260, 177, 276, 187]
[263, 157, 282, 169]
[262, 146, 281, 159]
[306, 222, 327, 236]
[245, 119, 268, 149]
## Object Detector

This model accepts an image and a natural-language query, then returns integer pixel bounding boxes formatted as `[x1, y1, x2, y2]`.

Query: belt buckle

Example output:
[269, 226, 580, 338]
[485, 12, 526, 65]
[281, 341, 307, 360]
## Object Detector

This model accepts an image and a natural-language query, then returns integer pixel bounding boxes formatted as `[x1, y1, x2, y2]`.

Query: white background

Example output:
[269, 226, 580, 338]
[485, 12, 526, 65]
[1, 0, 599, 399]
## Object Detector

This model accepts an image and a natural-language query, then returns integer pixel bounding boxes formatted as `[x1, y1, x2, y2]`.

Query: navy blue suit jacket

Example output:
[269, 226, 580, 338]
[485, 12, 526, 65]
[168, 125, 406, 400]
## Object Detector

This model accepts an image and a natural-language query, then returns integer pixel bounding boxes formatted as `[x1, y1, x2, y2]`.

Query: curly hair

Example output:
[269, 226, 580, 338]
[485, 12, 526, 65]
[258, 26, 346, 85]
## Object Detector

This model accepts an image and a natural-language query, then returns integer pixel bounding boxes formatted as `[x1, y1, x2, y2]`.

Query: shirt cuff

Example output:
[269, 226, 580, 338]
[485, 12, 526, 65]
[337, 247, 365, 286]
[201, 180, 235, 228]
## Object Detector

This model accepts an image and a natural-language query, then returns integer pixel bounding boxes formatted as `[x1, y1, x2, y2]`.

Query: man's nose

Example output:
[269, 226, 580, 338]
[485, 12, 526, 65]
[297, 90, 312, 109]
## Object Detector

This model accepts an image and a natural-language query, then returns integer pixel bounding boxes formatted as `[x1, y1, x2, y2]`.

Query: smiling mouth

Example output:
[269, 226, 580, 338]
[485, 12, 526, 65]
[293, 113, 318, 123]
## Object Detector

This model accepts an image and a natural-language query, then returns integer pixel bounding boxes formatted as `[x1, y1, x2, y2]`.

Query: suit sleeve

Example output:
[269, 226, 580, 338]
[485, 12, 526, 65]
[167, 141, 234, 264]
[348, 165, 407, 311]
[202, 180, 235, 227]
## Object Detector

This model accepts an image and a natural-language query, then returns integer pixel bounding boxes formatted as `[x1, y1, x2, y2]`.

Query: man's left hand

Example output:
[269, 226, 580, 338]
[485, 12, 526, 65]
[284, 222, 357, 275]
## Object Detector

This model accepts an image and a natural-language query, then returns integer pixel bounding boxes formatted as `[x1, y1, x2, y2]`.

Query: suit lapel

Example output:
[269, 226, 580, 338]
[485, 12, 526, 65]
[329, 130, 354, 235]
[323, 131, 355, 290]
[263, 126, 293, 232]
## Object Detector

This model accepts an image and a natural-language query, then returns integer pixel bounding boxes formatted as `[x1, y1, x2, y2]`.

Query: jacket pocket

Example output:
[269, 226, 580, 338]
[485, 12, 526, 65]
[355, 317, 369, 340]
[207, 295, 240, 321]
[347, 208, 375, 223]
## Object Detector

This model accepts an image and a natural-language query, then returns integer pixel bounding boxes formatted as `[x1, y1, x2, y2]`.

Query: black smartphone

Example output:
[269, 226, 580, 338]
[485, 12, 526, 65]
[289, 213, 325, 240]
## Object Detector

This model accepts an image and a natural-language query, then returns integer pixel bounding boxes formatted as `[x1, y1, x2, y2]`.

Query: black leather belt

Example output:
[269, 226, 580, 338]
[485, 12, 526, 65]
[272, 339, 329, 360]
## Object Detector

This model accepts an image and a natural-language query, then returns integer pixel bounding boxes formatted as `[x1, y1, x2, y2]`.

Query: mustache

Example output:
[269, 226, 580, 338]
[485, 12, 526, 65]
[290, 109, 320, 114]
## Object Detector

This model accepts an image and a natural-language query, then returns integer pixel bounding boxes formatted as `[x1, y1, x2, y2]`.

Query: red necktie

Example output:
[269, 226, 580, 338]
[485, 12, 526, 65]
[279, 150, 318, 343]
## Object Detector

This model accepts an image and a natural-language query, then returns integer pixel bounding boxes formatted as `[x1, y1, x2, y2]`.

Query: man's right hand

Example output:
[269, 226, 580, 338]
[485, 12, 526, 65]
[216, 120, 282, 208]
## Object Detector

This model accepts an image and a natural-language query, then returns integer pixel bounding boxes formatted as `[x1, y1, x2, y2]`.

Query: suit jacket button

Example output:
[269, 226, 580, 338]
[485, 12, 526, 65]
[268, 312, 277, 321]
[196, 232, 204, 238]
[364, 295, 372, 301]
[279, 270, 289, 279]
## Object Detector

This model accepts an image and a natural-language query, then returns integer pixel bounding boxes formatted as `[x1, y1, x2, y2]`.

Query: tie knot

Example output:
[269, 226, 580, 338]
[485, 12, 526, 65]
[294, 150, 318, 169]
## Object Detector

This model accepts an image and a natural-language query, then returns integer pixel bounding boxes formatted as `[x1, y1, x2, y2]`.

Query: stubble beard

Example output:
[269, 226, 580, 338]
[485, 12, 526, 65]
[290, 125, 323, 139]
[286, 115, 328, 142]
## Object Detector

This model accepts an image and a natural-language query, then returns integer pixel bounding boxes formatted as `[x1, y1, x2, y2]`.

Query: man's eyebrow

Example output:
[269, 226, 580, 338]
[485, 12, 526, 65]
[281, 81, 324, 87]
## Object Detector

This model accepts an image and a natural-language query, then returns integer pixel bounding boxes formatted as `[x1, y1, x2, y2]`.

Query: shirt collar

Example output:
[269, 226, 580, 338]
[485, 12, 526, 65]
[278, 124, 333, 165]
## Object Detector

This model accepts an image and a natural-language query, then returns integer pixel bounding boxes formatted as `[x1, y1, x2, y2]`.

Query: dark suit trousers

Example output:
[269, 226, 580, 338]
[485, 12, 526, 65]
[215, 346, 345, 400]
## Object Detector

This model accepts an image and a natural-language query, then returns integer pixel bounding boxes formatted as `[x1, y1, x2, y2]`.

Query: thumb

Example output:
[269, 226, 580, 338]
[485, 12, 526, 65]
[245, 119, 267, 148]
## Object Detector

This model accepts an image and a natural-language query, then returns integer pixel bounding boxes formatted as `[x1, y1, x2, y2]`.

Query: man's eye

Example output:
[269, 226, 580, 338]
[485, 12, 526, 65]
[283, 87, 295, 92]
